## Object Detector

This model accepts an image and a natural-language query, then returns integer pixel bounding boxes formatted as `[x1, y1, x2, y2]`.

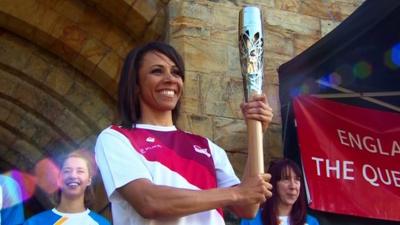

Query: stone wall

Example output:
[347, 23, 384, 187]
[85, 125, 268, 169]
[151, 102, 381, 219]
[167, 0, 364, 177]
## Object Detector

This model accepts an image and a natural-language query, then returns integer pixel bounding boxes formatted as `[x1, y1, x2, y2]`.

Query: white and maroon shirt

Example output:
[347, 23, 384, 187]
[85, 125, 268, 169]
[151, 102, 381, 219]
[95, 124, 240, 225]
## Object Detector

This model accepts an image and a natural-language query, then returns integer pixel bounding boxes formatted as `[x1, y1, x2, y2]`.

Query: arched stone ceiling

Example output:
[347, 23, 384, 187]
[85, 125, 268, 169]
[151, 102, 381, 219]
[0, 0, 169, 98]
[0, 30, 118, 210]
[0, 0, 168, 211]
[0, 31, 116, 171]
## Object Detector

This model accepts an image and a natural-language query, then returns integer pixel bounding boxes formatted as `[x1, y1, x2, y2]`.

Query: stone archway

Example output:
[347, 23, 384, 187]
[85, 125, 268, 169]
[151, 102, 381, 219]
[0, 0, 169, 219]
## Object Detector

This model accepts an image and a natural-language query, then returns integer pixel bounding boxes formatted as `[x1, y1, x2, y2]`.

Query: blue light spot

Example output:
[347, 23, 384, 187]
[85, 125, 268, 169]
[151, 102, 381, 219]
[290, 88, 301, 97]
[392, 43, 400, 66]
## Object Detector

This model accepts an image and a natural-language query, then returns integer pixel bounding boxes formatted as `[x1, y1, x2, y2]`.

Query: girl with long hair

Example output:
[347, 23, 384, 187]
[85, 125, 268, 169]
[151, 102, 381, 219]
[24, 150, 110, 225]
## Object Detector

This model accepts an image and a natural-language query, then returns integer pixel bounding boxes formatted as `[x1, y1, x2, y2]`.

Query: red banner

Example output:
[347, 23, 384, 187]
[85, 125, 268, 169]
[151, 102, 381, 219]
[293, 96, 400, 221]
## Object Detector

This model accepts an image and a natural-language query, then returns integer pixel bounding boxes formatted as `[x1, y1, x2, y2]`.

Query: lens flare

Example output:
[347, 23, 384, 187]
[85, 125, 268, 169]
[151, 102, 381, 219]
[329, 72, 342, 85]
[300, 84, 310, 94]
[353, 61, 372, 79]
[319, 72, 342, 89]
[290, 84, 311, 97]
[34, 158, 60, 194]
[391, 43, 400, 66]
[3, 170, 36, 203]
[384, 43, 400, 69]
[290, 87, 301, 97]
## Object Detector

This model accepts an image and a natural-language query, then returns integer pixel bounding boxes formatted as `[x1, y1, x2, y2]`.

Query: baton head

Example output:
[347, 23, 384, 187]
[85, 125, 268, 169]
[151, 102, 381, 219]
[239, 6, 264, 102]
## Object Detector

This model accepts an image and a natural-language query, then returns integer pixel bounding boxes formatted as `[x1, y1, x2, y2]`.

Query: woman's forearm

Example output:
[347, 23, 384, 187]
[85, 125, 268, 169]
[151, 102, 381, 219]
[118, 177, 269, 219]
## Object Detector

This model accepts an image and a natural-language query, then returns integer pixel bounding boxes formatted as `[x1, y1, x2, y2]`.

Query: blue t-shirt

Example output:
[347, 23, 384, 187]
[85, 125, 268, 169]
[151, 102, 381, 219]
[23, 208, 110, 225]
[1, 175, 24, 225]
[240, 209, 319, 225]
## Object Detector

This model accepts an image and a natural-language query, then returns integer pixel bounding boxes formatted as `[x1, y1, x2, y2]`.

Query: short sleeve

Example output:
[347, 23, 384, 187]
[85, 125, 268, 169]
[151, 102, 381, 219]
[1, 175, 25, 225]
[240, 209, 262, 225]
[207, 140, 240, 188]
[306, 214, 320, 225]
[95, 127, 152, 200]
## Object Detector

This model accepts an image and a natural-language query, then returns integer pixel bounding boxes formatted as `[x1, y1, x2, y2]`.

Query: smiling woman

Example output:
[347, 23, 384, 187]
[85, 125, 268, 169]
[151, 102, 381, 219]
[240, 159, 319, 225]
[23, 150, 111, 225]
[95, 41, 274, 225]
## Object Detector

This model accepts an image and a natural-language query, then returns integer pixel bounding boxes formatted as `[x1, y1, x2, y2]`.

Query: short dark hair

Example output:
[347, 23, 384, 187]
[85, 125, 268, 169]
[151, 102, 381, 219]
[261, 159, 307, 225]
[118, 42, 185, 128]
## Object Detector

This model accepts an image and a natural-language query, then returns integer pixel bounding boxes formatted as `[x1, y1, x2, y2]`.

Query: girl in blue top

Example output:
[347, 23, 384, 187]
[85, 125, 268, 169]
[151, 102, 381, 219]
[241, 159, 319, 225]
[24, 150, 110, 225]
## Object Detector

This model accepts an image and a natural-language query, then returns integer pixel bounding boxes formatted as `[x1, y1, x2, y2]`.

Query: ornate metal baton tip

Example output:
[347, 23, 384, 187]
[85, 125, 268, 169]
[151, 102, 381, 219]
[239, 6, 264, 102]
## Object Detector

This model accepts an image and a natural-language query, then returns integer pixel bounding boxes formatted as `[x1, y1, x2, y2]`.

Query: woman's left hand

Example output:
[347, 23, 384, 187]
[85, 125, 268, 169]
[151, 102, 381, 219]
[240, 94, 273, 132]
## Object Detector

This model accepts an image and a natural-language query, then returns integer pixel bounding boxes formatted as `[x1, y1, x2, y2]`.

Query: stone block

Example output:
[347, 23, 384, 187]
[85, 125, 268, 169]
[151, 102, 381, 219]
[78, 37, 110, 70]
[36, 0, 62, 8]
[275, 0, 300, 12]
[180, 72, 200, 114]
[265, 52, 292, 84]
[2, 17, 34, 42]
[101, 25, 133, 58]
[184, 114, 214, 140]
[210, 25, 236, 45]
[170, 18, 210, 39]
[50, 14, 79, 41]
[45, 67, 75, 96]
[240, 0, 275, 8]
[23, 52, 53, 83]
[57, 24, 88, 54]
[65, 81, 89, 106]
[0, 0, 38, 24]
[53, 0, 86, 23]
[0, 33, 33, 70]
[12, 139, 42, 163]
[0, 70, 18, 97]
[91, 65, 119, 98]
[293, 33, 320, 55]
[265, 83, 281, 125]
[73, 54, 96, 81]
[227, 45, 241, 75]
[13, 82, 41, 111]
[77, 6, 110, 39]
[16, 117, 38, 141]
[124, 7, 148, 40]
[31, 29, 57, 55]
[31, 126, 52, 147]
[200, 74, 243, 118]
[2, 150, 31, 171]
[177, 1, 211, 21]
[33, 6, 60, 36]
[96, 50, 122, 82]
[265, 28, 294, 56]
[265, 9, 320, 36]
[210, 4, 238, 28]
[50, 39, 79, 64]
[0, 126, 16, 146]
[132, 0, 160, 22]
[54, 108, 90, 142]
[79, 95, 110, 123]
[214, 116, 247, 152]
[0, 99, 11, 121]
[227, 152, 247, 179]
[181, 38, 228, 73]
[299, 0, 363, 21]
[143, 6, 167, 41]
